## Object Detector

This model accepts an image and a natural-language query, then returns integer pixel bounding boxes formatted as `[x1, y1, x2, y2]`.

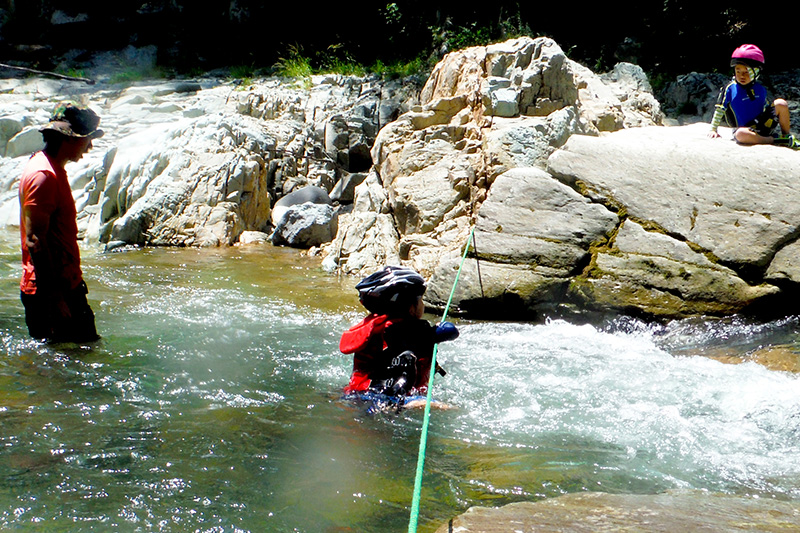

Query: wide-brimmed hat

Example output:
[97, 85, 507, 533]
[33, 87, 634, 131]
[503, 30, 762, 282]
[40, 102, 104, 139]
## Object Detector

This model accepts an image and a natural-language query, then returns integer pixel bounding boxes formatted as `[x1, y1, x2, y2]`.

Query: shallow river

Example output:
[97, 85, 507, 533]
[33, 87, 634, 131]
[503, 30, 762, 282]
[1, 227, 800, 532]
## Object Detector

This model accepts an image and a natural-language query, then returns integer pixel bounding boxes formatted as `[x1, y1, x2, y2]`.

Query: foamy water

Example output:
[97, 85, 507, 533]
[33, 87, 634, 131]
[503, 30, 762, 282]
[1, 228, 799, 531]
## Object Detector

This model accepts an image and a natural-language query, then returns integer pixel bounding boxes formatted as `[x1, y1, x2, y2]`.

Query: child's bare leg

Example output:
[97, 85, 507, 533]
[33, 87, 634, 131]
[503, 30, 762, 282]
[734, 127, 774, 145]
[774, 99, 792, 135]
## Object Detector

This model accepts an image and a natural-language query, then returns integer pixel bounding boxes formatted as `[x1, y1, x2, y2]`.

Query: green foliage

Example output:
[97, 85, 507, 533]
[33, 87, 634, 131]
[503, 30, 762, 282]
[57, 67, 87, 80]
[319, 44, 367, 77]
[325, 59, 367, 77]
[383, 2, 402, 25]
[108, 65, 168, 84]
[229, 64, 257, 90]
[497, 8, 533, 40]
[274, 43, 428, 83]
[234, 77, 253, 91]
[442, 22, 494, 51]
[230, 64, 256, 79]
[371, 57, 427, 79]
[431, 6, 535, 57]
[274, 45, 313, 80]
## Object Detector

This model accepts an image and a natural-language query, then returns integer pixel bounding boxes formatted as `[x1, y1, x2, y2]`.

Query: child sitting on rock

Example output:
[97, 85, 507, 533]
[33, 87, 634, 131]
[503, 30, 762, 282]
[708, 44, 798, 149]
[339, 265, 459, 399]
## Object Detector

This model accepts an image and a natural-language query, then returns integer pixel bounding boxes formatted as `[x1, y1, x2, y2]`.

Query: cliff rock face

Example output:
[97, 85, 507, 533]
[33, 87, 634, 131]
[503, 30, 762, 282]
[325, 38, 662, 278]
[326, 37, 799, 320]
[0, 74, 419, 248]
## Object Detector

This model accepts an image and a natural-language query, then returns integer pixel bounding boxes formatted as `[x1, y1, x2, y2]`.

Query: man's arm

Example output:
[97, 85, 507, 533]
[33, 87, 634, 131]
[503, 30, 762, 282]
[22, 204, 71, 317]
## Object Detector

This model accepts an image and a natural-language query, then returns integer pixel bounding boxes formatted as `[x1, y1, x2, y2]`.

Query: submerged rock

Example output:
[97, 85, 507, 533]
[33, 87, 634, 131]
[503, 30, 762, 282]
[435, 490, 800, 532]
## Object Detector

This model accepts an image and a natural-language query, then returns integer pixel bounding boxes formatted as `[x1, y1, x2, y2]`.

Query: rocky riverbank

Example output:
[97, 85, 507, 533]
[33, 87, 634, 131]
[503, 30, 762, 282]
[1, 36, 799, 321]
[3, 36, 800, 531]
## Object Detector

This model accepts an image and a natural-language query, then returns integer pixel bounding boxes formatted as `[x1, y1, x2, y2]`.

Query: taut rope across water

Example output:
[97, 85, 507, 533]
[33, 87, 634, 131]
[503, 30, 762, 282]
[408, 224, 476, 533]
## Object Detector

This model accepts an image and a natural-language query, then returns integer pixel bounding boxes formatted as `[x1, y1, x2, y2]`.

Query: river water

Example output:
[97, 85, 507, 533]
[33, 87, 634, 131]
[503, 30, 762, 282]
[1, 226, 800, 532]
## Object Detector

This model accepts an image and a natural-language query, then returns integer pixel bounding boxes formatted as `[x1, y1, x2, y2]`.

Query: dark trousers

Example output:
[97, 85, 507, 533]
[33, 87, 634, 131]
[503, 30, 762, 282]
[20, 281, 99, 343]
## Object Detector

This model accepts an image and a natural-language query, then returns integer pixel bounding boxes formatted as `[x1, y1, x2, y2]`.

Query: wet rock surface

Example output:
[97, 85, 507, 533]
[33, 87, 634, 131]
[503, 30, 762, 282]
[435, 490, 800, 532]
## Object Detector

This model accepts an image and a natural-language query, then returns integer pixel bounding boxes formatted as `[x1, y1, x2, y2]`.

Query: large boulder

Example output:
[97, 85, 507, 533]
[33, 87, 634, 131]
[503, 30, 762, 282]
[599, 62, 665, 127]
[426, 167, 619, 317]
[481, 107, 581, 181]
[322, 170, 400, 274]
[471, 168, 618, 270]
[271, 185, 332, 227]
[325, 36, 661, 281]
[233, 74, 418, 196]
[5, 127, 45, 159]
[572, 219, 779, 317]
[271, 202, 338, 248]
[547, 124, 800, 274]
[431, 123, 796, 319]
[96, 114, 274, 247]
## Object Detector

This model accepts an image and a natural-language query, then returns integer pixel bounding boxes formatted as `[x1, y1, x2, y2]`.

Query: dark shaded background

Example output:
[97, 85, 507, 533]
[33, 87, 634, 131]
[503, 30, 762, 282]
[0, 1, 793, 77]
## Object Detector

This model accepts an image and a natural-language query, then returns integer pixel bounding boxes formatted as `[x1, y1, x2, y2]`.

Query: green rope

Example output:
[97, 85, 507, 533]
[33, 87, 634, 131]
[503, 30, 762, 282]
[408, 224, 476, 533]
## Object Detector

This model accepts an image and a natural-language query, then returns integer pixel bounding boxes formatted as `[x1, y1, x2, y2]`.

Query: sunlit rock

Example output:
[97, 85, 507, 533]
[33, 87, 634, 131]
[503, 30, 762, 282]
[435, 491, 800, 532]
[271, 202, 338, 248]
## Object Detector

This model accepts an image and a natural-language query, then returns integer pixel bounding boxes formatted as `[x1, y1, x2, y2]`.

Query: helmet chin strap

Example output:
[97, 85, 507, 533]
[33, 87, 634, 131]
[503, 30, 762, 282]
[734, 65, 760, 99]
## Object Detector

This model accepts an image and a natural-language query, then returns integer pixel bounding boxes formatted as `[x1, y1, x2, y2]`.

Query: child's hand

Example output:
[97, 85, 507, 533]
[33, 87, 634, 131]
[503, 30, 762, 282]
[435, 321, 459, 342]
[708, 130, 721, 139]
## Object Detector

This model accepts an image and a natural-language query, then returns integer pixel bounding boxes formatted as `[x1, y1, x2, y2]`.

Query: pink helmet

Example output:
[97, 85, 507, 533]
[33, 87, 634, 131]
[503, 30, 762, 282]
[730, 44, 764, 67]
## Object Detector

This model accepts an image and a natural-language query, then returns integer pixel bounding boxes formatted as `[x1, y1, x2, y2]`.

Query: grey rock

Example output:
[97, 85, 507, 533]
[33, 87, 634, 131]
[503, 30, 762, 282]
[271, 203, 338, 248]
[6, 127, 44, 159]
[329, 171, 367, 204]
[473, 167, 618, 269]
[547, 124, 800, 271]
[436, 491, 800, 533]
[426, 168, 618, 316]
[271, 185, 332, 226]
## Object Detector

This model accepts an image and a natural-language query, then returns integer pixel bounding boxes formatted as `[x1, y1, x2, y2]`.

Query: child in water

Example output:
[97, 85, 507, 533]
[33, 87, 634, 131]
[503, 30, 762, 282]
[708, 44, 799, 149]
[339, 265, 459, 400]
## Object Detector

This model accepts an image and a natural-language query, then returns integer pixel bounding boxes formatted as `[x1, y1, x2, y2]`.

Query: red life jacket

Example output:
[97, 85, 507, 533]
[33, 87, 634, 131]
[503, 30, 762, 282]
[340, 314, 392, 393]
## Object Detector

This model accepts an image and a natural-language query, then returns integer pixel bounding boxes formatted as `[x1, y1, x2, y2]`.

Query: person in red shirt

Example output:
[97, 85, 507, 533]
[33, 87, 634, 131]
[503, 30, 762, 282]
[339, 266, 459, 401]
[18, 102, 103, 343]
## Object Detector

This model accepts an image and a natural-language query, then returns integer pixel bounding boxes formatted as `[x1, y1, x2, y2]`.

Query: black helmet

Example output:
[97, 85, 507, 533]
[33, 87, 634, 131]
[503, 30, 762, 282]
[356, 265, 426, 315]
